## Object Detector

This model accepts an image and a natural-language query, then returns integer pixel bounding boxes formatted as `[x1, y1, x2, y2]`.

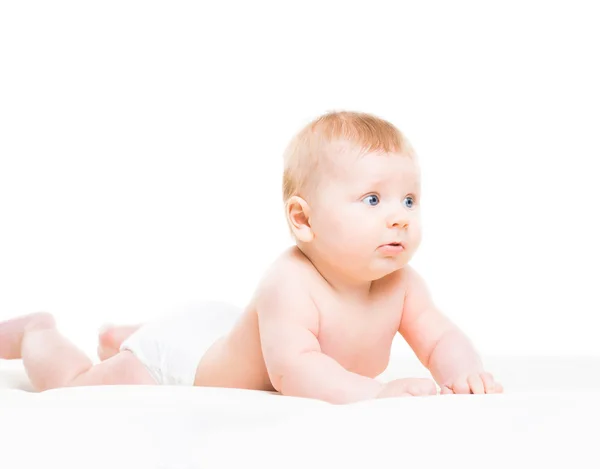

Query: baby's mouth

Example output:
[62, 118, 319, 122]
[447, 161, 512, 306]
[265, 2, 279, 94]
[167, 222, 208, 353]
[378, 242, 405, 252]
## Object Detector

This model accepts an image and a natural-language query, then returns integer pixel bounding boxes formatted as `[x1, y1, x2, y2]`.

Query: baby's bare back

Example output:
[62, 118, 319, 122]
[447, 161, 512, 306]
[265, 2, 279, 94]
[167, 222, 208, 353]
[193, 248, 407, 392]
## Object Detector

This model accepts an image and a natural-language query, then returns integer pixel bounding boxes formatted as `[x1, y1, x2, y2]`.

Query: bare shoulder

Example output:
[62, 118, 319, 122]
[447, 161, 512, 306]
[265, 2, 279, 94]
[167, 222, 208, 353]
[398, 264, 435, 317]
[255, 246, 317, 292]
[252, 246, 320, 329]
[391, 264, 428, 294]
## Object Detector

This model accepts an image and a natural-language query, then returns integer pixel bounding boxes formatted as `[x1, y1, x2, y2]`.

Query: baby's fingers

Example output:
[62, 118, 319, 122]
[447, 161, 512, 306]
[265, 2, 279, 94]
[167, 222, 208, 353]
[451, 379, 471, 394]
[467, 374, 485, 394]
[481, 372, 497, 393]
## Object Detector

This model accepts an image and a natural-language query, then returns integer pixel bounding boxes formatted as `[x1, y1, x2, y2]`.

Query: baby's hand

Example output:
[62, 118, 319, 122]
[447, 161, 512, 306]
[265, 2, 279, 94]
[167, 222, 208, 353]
[440, 372, 503, 395]
[377, 378, 438, 399]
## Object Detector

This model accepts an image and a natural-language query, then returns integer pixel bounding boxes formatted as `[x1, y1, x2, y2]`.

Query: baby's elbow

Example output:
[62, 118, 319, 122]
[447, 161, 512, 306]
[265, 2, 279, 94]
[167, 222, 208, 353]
[265, 355, 298, 394]
[268, 352, 314, 397]
[267, 369, 284, 393]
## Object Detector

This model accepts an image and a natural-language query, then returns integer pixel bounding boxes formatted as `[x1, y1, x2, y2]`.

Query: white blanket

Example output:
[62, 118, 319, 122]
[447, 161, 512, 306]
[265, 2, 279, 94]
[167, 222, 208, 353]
[2, 356, 599, 469]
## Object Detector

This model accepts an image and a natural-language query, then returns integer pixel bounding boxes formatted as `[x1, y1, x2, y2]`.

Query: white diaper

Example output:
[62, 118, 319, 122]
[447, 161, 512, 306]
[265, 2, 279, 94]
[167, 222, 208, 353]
[120, 301, 242, 386]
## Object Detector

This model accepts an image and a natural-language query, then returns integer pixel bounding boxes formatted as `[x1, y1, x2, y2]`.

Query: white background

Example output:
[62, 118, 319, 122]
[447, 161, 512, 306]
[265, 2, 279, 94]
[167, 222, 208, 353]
[1, 1, 598, 359]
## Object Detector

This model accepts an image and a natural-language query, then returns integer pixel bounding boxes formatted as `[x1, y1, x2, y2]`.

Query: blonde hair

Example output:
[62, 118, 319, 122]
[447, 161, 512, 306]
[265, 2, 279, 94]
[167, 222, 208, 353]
[282, 111, 414, 202]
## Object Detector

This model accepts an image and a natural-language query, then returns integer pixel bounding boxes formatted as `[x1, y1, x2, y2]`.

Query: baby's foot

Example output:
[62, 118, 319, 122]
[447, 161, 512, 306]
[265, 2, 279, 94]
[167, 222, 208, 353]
[0, 312, 55, 359]
[97, 324, 141, 361]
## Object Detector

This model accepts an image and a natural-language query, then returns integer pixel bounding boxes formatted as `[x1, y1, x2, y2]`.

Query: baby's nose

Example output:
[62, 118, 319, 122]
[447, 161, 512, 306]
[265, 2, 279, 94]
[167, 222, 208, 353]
[386, 209, 409, 229]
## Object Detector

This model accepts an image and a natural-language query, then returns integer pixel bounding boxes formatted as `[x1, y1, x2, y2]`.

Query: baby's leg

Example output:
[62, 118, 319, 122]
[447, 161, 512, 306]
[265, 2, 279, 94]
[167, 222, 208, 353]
[97, 324, 142, 361]
[0, 312, 155, 391]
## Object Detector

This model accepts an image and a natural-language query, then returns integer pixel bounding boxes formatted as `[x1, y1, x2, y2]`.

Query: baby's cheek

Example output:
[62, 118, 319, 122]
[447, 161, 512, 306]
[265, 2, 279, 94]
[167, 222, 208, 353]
[331, 215, 358, 238]
[324, 219, 357, 247]
[408, 227, 423, 251]
[347, 225, 378, 251]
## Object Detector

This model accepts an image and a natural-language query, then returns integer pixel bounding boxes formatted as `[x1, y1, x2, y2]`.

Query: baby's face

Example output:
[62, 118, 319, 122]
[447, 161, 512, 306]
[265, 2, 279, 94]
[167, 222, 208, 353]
[308, 149, 422, 281]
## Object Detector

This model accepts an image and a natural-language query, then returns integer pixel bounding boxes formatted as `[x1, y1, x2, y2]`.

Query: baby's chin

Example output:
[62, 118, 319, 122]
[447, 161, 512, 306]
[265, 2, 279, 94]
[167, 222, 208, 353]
[365, 257, 409, 280]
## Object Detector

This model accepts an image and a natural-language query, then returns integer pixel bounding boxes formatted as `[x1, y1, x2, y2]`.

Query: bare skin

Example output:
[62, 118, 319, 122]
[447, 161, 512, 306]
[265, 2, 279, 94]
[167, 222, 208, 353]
[0, 246, 499, 402]
[0, 248, 433, 398]
[0, 117, 503, 402]
[0, 313, 155, 390]
[97, 324, 142, 361]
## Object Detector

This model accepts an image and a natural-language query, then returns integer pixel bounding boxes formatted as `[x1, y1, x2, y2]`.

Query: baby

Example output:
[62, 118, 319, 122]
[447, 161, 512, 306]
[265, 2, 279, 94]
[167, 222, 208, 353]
[0, 111, 502, 403]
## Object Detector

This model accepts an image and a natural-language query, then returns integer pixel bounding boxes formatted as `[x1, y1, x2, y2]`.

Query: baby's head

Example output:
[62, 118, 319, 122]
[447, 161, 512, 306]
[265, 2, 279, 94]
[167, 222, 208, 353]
[283, 111, 422, 282]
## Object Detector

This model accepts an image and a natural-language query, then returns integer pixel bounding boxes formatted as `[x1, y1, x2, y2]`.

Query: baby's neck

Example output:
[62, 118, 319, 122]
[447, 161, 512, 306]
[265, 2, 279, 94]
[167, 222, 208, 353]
[295, 245, 374, 300]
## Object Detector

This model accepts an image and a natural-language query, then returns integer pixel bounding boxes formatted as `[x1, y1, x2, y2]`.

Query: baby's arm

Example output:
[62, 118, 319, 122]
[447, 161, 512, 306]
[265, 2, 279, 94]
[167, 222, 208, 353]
[256, 272, 384, 404]
[398, 266, 502, 394]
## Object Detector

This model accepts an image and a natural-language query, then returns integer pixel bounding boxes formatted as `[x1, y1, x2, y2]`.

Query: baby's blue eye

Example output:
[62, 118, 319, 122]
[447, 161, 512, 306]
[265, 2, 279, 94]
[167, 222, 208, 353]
[362, 194, 380, 206]
[403, 196, 415, 209]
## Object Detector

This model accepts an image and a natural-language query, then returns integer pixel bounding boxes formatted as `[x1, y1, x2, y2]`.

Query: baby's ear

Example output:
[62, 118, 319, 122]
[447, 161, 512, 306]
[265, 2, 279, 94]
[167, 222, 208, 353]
[286, 196, 314, 243]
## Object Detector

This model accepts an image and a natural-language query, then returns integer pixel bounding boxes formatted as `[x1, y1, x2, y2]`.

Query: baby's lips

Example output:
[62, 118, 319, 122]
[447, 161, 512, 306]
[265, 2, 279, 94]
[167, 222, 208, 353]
[377, 243, 405, 255]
